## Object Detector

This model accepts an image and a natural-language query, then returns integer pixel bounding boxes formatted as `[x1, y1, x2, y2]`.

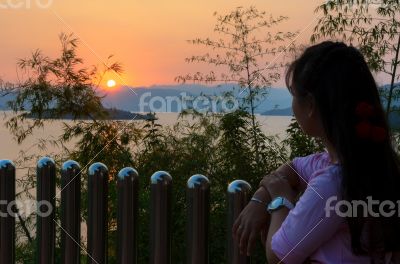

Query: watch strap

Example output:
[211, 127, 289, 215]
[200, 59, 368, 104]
[250, 197, 267, 206]
[282, 197, 294, 210]
[267, 197, 294, 213]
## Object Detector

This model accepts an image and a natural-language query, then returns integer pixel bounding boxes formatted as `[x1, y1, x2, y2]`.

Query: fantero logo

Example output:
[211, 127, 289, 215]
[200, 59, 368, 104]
[0, 0, 53, 9]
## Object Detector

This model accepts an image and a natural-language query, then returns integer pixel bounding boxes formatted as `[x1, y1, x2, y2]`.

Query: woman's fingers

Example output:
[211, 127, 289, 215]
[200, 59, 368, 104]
[239, 227, 250, 255]
[260, 228, 267, 247]
[233, 216, 244, 242]
[235, 224, 244, 242]
[232, 201, 270, 256]
[247, 230, 258, 256]
[232, 214, 242, 237]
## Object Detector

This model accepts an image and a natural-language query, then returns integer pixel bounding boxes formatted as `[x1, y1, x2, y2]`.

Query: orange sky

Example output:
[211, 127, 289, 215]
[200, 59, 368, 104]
[0, 0, 326, 87]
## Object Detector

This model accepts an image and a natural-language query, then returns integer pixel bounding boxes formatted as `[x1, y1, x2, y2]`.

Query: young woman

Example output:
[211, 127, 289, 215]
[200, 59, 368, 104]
[233, 41, 400, 263]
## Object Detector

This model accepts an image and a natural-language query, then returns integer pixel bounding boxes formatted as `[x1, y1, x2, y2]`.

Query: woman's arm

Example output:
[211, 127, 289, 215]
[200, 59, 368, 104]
[264, 170, 344, 264]
[262, 162, 303, 193]
[260, 173, 297, 264]
[232, 186, 271, 256]
[233, 162, 302, 256]
[266, 208, 290, 264]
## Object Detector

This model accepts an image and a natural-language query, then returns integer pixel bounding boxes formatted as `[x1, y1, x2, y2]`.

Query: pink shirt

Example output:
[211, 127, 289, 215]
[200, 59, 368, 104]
[271, 151, 374, 263]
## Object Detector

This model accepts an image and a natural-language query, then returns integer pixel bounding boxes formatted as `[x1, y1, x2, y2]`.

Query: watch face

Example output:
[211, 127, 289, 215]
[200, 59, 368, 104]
[268, 197, 283, 211]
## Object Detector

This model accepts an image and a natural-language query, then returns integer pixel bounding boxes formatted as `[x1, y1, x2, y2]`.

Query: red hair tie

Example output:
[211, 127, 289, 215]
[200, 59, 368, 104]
[355, 121, 371, 139]
[354, 102, 386, 143]
[355, 101, 375, 119]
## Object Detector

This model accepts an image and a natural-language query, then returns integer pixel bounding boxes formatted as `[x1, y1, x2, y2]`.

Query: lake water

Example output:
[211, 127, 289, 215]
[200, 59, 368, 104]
[0, 111, 293, 164]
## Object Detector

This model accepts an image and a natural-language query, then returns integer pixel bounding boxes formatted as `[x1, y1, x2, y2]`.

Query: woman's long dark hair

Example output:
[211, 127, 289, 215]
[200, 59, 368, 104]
[286, 41, 400, 259]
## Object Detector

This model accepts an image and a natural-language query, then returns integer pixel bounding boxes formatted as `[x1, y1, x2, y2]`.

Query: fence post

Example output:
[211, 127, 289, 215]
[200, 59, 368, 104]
[150, 171, 172, 264]
[87, 162, 108, 264]
[186, 175, 210, 264]
[61, 160, 81, 264]
[227, 180, 252, 264]
[0, 160, 15, 264]
[36, 157, 56, 264]
[117, 167, 139, 264]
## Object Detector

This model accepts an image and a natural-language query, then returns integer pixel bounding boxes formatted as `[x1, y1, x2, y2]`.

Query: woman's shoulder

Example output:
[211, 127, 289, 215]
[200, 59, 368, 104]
[308, 161, 342, 192]
[294, 151, 328, 160]
[293, 151, 332, 167]
[292, 151, 332, 173]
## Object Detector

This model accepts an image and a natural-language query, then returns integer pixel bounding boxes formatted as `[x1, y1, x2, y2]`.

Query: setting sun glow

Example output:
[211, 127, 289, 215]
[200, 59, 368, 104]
[107, 79, 116, 88]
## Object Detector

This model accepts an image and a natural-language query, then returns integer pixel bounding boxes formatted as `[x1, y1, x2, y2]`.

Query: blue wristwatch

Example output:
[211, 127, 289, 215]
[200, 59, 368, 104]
[267, 197, 294, 213]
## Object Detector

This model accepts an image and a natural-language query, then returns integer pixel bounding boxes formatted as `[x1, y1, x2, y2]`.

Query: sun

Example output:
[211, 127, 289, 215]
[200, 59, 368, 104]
[107, 79, 116, 88]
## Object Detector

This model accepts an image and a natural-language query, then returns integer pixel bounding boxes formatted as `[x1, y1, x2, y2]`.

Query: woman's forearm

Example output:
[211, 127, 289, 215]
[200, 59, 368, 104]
[275, 162, 300, 188]
[258, 162, 301, 256]
[262, 170, 298, 264]
[253, 185, 271, 202]
[266, 208, 290, 264]
[253, 162, 301, 223]
[261, 162, 304, 193]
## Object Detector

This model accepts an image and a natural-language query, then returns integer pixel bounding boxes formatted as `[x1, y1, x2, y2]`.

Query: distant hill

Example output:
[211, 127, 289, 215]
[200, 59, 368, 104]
[0, 93, 14, 110]
[102, 84, 292, 113]
[262, 107, 293, 116]
[1, 83, 399, 126]
[0, 84, 292, 113]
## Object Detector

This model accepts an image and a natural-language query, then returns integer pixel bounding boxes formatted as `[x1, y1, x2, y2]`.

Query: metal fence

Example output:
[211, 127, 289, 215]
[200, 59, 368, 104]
[0, 157, 253, 264]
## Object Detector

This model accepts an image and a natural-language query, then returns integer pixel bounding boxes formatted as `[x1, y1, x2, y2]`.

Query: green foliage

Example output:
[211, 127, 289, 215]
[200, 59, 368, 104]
[62, 120, 141, 263]
[283, 117, 325, 159]
[394, 130, 400, 155]
[5, 33, 122, 143]
[312, 0, 400, 119]
[1, 33, 132, 263]
[133, 110, 287, 263]
[15, 240, 35, 264]
[175, 6, 298, 167]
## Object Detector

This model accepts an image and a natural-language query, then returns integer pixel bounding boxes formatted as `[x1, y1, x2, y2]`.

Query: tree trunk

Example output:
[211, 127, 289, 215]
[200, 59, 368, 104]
[386, 32, 400, 120]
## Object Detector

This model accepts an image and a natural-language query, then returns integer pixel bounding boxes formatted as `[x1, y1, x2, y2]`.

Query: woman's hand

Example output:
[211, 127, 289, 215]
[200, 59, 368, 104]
[260, 225, 268, 248]
[232, 196, 269, 256]
[232, 167, 300, 257]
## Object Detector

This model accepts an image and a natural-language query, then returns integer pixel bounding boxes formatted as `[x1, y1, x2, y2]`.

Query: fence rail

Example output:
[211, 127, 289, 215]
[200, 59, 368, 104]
[0, 157, 253, 264]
